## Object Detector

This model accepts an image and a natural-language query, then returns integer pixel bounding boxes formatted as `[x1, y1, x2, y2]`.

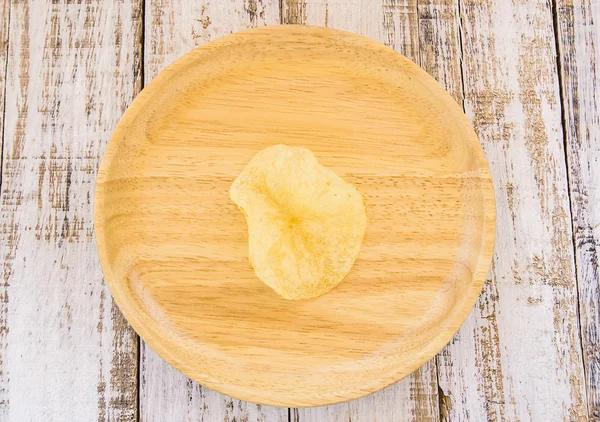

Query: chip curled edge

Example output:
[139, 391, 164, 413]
[230, 144, 368, 300]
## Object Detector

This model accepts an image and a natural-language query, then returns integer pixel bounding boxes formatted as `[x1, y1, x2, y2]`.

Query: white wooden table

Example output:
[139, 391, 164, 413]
[0, 0, 598, 420]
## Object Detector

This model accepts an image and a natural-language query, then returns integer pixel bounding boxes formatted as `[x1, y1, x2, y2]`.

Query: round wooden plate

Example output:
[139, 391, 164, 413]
[95, 25, 495, 407]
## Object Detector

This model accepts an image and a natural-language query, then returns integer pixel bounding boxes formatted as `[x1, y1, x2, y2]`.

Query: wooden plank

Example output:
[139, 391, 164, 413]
[292, 362, 438, 422]
[140, 1, 288, 420]
[555, 0, 600, 418]
[417, 0, 463, 103]
[282, 0, 419, 57]
[435, 0, 590, 420]
[0, 0, 9, 162]
[0, 1, 142, 420]
[146, 0, 280, 81]
[282, 2, 439, 420]
[0, 0, 11, 417]
[415, 3, 465, 420]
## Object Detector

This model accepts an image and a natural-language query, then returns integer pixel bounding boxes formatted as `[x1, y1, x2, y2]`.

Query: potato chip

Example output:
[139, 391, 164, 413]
[230, 145, 367, 300]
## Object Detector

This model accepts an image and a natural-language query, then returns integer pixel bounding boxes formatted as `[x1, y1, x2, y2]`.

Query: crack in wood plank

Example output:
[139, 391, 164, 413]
[554, 0, 600, 419]
[418, 1, 464, 421]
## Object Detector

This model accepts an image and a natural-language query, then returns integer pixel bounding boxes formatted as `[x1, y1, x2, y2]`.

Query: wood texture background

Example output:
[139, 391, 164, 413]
[0, 0, 597, 421]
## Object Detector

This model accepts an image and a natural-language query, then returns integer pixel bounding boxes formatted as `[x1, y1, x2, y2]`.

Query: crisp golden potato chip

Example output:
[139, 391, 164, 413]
[230, 145, 367, 300]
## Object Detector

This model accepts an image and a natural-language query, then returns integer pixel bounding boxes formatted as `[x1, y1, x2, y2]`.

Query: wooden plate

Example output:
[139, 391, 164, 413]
[94, 25, 495, 407]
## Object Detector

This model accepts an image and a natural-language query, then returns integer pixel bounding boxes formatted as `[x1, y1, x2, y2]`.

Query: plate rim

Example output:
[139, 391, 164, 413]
[94, 24, 496, 407]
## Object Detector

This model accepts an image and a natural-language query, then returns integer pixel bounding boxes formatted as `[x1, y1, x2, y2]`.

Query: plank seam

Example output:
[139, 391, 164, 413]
[136, 1, 147, 421]
[455, 0, 466, 109]
[550, 0, 591, 418]
[413, 2, 442, 420]
[435, 356, 446, 422]
[279, 0, 284, 24]
[415, 0, 422, 69]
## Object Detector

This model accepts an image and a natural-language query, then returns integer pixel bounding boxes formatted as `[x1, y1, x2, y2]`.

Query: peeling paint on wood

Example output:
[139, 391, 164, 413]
[556, 0, 600, 418]
[0, 0, 11, 417]
[140, 1, 287, 420]
[146, 0, 280, 84]
[297, 360, 438, 421]
[0, 1, 141, 420]
[436, 0, 589, 420]
[141, 346, 287, 422]
[381, 0, 418, 57]
[283, 0, 307, 25]
[417, 0, 463, 104]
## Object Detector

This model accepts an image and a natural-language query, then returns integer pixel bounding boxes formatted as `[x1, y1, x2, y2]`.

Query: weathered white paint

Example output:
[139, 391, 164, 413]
[145, 0, 281, 82]
[141, 353, 288, 421]
[0, 1, 141, 420]
[282, 0, 418, 58]
[437, 0, 589, 420]
[556, 0, 600, 418]
[293, 361, 438, 422]
[0, 0, 12, 417]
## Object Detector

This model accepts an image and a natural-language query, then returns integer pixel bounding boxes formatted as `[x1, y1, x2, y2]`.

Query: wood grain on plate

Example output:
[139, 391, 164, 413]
[94, 25, 495, 408]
